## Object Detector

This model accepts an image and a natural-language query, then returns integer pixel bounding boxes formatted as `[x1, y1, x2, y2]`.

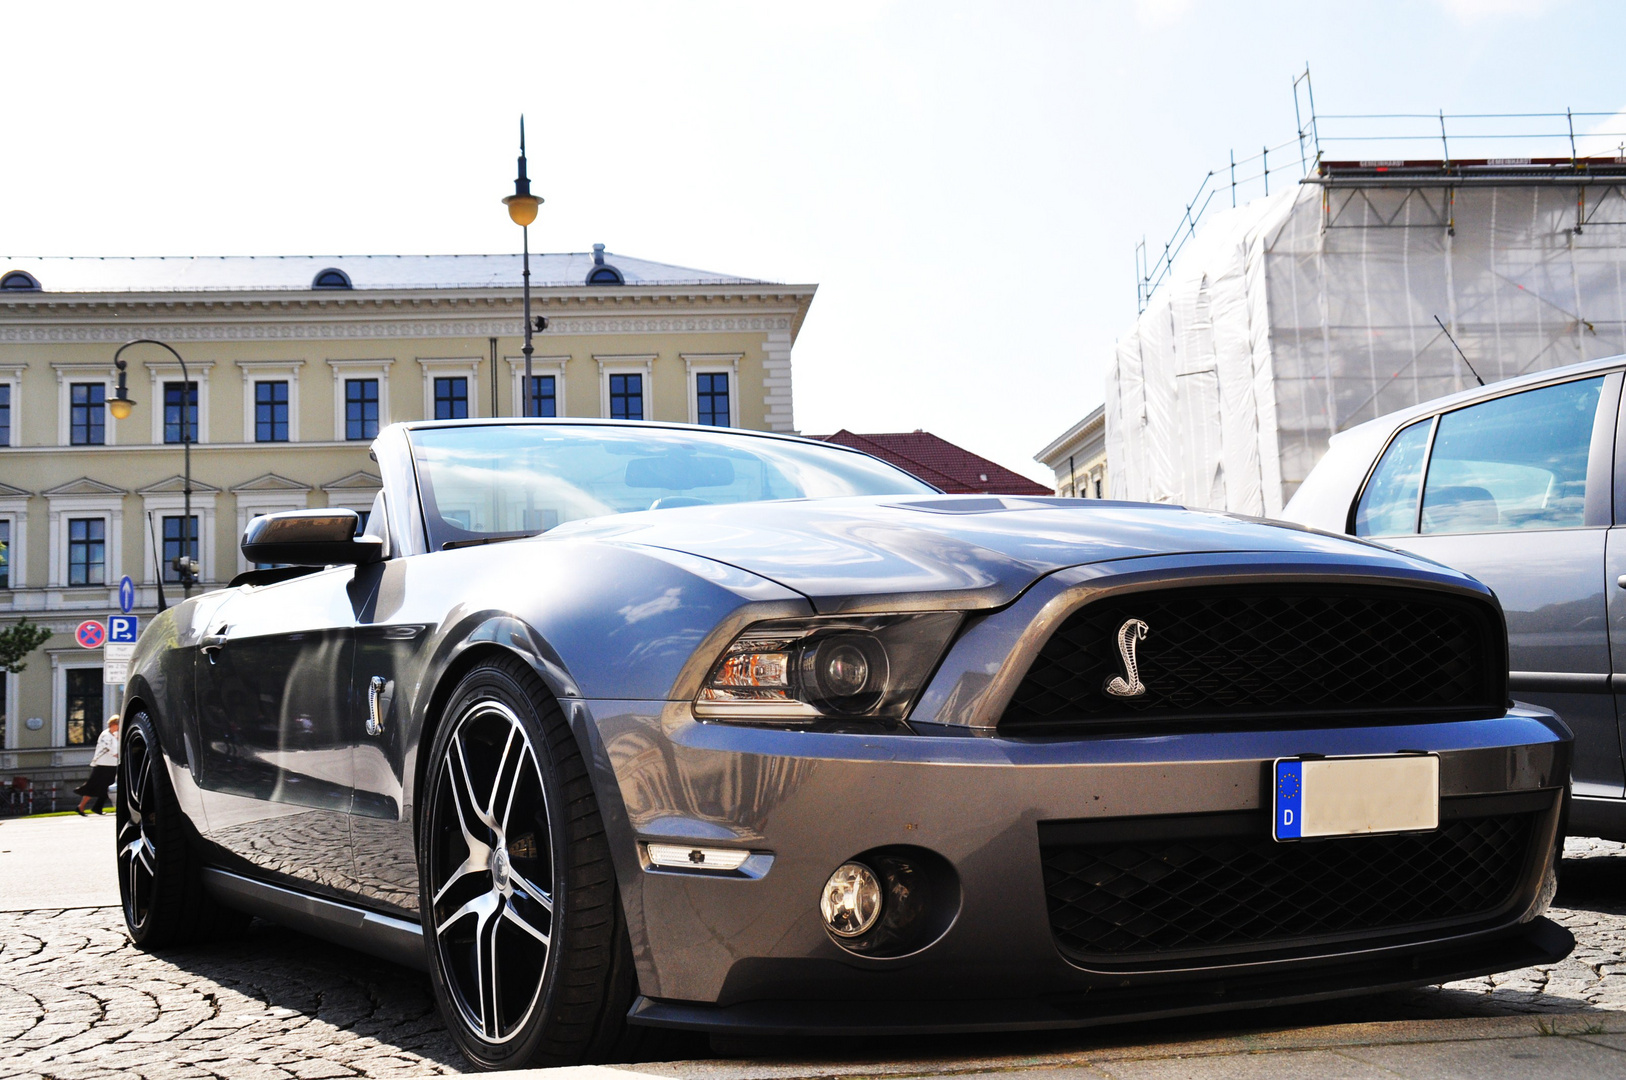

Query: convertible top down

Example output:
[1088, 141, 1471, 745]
[116, 419, 1572, 1068]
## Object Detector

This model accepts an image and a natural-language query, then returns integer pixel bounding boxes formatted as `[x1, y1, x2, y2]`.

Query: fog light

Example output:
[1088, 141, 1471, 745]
[821, 862, 882, 937]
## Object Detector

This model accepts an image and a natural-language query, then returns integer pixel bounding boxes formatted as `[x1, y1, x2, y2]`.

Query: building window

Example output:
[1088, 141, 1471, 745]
[529, 375, 557, 418]
[68, 517, 105, 586]
[0, 383, 9, 445]
[255, 381, 290, 442]
[70, 383, 105, 445]
[162, 515, 199, 583]
[1093, 477, 1102, 499]
[434, 376, 468, 420]
[164, 381, 199, 444]
[346, 378, 379, 440]
[312, 267, 352, 289]
[609, 373, 643, 420]
[0, 519, 9, 589]
[65, 667, 104, 746]
[696, 372, 730, 427]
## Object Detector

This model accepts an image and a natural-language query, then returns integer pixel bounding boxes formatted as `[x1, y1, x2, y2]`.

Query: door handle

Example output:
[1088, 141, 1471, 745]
[367, 676, 388, 737]
[200, 626, 229, 660]
[1618, 575, 1626, 590]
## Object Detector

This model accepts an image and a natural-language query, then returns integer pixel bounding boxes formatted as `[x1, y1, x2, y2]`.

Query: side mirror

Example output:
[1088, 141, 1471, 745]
[241, 509, 384, 567]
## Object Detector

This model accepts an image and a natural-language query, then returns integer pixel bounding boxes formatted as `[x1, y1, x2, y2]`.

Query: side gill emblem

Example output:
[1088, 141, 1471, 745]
[1104, 619, 1150, 698]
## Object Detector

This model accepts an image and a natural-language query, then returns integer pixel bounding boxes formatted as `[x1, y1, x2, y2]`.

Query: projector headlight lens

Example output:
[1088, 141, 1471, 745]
[694, 612, 961, 723]
[821, 861, 883, 937]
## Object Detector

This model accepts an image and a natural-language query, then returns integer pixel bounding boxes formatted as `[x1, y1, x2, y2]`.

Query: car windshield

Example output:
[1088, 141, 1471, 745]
[408, 423, 936, 550]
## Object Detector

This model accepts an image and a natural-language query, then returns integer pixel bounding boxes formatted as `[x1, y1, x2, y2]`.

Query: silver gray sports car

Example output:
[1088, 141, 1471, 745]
[118, 418, 1573, 1069]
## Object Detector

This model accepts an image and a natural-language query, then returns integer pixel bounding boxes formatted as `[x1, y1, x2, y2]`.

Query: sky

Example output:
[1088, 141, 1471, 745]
[6, 0, 1626, 484]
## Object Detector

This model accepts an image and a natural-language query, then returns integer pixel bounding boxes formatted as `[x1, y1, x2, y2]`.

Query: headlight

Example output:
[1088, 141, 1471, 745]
[694, 612, 962, 724]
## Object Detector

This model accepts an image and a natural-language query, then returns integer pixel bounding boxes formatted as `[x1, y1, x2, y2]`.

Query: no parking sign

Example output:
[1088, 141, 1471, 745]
[75, 620, 106, 649]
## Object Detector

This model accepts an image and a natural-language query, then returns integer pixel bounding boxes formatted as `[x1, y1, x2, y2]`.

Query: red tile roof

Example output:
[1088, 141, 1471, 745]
[812, 430, 1053, 496]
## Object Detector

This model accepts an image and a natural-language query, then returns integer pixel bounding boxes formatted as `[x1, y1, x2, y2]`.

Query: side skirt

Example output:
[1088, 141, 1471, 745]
[201, 867, 428, 972]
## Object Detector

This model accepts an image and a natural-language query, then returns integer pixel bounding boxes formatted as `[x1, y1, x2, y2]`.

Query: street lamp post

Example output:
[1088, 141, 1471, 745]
[111, 339, 198, 598]
[502, 116, 543, 417]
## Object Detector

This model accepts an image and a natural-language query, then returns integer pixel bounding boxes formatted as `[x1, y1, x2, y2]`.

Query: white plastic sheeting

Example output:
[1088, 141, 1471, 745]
[1106, 180, 1626, 514]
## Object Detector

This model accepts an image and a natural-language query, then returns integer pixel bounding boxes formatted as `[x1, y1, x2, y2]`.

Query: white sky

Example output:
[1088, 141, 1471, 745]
[5, 0, 1624, 484]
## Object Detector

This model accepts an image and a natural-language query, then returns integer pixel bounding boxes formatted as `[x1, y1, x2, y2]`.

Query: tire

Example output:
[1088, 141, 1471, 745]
[419, 655, 639, 1069]
[117, 709, 248, 947]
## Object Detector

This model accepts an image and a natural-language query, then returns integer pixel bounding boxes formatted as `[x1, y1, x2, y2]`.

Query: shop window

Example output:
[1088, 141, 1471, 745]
[65, 667, 103, 746]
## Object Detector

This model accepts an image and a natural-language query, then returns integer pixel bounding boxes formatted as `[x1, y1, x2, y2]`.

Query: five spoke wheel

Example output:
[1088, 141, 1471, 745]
[117, 722, 159, 934]
[427, 699, 555, 1046]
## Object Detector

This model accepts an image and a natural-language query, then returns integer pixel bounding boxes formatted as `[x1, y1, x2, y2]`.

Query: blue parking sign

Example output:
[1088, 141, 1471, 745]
[109, 615, 139, 644]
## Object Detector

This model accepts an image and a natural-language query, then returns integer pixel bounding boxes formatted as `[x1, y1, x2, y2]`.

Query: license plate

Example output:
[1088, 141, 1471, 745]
[1273, 755, 1439, 841]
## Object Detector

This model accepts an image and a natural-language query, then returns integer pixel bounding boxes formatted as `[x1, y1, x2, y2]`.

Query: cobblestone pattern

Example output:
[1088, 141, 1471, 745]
[2, 840, 1625, 1080]
[0, 907, 462, 1080]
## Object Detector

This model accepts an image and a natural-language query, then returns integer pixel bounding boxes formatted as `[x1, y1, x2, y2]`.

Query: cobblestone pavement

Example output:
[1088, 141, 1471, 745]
[2, 838, 1626, 1080]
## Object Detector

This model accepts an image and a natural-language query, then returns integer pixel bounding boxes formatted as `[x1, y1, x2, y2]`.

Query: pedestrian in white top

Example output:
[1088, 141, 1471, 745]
[75, 715, 120, 815]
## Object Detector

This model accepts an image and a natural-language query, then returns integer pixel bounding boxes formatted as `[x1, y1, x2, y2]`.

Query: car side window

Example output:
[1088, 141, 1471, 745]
[1419, 376, 1605, 535]
[1354, 419, 1432, 537]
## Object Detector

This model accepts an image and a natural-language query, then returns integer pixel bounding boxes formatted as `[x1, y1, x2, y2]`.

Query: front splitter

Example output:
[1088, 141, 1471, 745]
[627, 918, 1573, 1036]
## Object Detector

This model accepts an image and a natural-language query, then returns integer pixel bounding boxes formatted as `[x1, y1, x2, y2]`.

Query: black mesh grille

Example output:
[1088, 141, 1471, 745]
[1040, 814, 1534, 964]
[1002, 586, 1501, 732]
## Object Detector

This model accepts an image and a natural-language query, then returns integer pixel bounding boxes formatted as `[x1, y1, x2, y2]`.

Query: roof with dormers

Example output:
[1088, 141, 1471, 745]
[0, 253, 774, 294]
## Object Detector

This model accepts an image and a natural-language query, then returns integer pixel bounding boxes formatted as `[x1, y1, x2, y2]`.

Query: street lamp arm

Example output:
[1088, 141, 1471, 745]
[112, 338, 196, 597]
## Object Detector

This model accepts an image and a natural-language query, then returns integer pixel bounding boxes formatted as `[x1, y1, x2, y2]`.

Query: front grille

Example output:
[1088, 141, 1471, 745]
[1040, 813, 1535, 965]
[1002, 585, 1502, 732]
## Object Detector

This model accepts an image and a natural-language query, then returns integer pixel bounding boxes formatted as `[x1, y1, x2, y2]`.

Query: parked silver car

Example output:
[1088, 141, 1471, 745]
[1284, 355, 1626, 840]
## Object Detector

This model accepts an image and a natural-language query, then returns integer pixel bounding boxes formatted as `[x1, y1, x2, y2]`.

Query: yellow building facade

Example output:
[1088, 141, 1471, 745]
[0, 253, 815, 787]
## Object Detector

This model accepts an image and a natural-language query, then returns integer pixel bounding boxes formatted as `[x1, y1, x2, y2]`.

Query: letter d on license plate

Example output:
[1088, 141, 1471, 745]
[1273, 755, 1439, 841]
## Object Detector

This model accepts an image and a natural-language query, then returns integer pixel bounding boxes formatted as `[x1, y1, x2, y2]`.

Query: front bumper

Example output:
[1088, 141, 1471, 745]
[576, 699, 1571, 1022]
[627, 917, 1573, 1035]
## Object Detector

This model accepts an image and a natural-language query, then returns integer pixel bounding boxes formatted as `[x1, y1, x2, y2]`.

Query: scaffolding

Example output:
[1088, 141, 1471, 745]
[1108, 72, 1626, 516]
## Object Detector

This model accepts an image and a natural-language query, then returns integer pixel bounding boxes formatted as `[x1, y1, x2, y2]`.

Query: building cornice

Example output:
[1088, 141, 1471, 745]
[0, 285, 819, 344]
[1034, 404, 1106, 466]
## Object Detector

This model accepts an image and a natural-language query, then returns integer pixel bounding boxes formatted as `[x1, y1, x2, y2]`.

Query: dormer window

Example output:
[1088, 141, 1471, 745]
[0, 271, 41, 291]
[312, 267, 352, 290]
[585, 243, 623, 285]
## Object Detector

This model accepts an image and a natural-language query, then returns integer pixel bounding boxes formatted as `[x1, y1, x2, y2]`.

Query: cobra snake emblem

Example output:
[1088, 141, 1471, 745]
[1104, 618, 1150, 698]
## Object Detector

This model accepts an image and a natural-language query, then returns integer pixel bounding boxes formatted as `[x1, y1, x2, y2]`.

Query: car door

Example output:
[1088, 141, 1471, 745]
[338, 494, 438, 916]
[1353, 370, 1625, 799]
[194, 564, 377, 893]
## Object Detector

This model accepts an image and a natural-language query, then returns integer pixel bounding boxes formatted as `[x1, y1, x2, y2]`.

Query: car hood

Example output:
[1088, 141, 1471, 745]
[547, 495, 1454, 613]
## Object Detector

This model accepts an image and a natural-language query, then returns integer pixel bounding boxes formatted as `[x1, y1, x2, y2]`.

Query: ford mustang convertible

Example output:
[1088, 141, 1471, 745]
[117, 418, 1574, 1068]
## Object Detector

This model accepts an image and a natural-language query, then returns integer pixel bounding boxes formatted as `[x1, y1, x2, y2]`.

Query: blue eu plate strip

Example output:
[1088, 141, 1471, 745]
[1274, 759, 1303, 840]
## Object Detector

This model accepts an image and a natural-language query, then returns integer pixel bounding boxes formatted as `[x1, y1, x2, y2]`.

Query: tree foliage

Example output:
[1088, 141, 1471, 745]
[0, 618, 53, 674]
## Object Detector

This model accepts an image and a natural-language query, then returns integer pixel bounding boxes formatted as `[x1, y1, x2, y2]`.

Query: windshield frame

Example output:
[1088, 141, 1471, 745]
[401, 418, 938, 552]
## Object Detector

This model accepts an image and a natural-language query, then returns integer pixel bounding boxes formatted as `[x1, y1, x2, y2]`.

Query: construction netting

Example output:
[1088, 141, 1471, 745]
[1105, 179, 1626, 515]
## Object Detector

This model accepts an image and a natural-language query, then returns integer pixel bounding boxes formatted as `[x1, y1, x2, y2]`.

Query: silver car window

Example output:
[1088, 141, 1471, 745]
[408, 423, 935, 551]
[1419, 376, 1605, 535]
[1354, 419, 1432, 537]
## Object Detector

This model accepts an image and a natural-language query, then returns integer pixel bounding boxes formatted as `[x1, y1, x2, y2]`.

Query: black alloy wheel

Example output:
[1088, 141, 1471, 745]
[117, 709, 247, 947]
[420, 656, 641, 1068]
[117, 718, 160, 935]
